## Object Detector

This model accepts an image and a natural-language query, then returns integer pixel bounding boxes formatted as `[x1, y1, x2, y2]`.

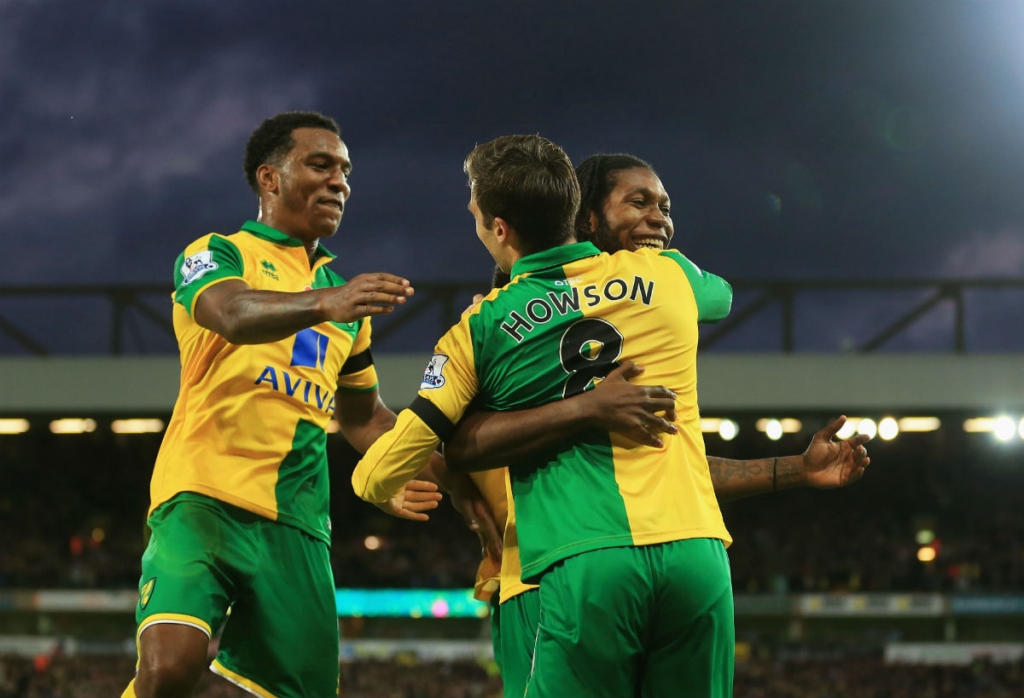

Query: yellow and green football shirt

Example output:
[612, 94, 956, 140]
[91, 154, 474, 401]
[354, 241, 732, 581]
[469, 467, 538, 604]
[150, 220, 378, 545]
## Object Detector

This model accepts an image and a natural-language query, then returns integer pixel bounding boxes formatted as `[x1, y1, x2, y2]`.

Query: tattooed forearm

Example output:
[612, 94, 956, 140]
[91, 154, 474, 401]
[707, 455, 805, 502]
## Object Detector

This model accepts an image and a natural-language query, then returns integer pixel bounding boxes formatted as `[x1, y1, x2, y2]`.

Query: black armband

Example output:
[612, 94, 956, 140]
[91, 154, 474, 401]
[340, 349, 374, 376]
[410, 396, 456, 443]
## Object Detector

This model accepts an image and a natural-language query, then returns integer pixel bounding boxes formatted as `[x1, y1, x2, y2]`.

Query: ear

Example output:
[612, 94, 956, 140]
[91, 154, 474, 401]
[256, 163, 280, 196]
[586, 211, 598, 238]
[492, 216, 512, 243]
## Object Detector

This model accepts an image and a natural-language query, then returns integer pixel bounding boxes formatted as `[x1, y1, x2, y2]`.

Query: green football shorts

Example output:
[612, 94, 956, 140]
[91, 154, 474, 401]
[495, 588, 540, 698]
[525, 538, 734, 698]
[136, 492, 339, 698]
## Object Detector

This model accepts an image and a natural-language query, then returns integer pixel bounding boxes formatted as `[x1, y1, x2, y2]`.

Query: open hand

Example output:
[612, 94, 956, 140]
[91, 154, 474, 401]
[448, 474, 503, 562]
[375, 479, 442, 521]
[587, 362, 678, 448]
[321, 273, 414, 323]
[803, 415, 872, 489]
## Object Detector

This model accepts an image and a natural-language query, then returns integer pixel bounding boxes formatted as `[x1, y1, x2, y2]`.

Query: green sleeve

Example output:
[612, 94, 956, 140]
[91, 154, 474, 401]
[659, 250, 733, 323]
[173, 235, 245, 316]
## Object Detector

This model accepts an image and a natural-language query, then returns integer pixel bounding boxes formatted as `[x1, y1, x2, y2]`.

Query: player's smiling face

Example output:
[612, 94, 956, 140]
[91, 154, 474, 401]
[271, 128, 352, 241]
[590, 167, 673, 253]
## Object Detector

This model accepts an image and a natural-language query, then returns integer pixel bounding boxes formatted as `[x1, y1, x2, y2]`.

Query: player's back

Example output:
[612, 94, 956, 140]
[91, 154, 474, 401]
[471, 243, 732, 581]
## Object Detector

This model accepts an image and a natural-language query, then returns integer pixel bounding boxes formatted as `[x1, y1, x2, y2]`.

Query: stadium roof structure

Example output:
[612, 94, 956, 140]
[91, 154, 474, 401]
[1, 281, 1023, 411]
[1, 352, 1023, 412]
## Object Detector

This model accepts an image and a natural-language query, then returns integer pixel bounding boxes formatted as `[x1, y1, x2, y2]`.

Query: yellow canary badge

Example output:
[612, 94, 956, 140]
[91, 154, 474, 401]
[140, 578, 156, 609]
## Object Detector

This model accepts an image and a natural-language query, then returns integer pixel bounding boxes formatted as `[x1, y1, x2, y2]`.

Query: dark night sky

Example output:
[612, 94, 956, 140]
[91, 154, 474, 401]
[2, 0, 1024, 352]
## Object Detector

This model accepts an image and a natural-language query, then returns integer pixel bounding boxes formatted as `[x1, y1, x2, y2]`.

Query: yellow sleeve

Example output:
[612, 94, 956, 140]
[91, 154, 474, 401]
[352, 409, 440, 503]
[352, 317, 480, 502]
[337, 318, 378, 393]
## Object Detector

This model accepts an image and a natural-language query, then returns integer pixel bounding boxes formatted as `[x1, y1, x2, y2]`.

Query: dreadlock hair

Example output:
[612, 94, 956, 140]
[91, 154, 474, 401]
[243, 111, 340, 195]
[491, 264, 511, 289]
[573, 153, 655, 241]
[464, 135, 580, 254]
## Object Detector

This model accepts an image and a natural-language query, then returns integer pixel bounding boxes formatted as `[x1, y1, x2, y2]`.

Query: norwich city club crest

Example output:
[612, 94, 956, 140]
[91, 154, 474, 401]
[140, 578, 156, 609]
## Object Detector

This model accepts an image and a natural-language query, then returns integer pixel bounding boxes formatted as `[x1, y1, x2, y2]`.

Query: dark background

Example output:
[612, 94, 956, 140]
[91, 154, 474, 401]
[3, 1, 1024, 287]
[4, 1, 1024, 355]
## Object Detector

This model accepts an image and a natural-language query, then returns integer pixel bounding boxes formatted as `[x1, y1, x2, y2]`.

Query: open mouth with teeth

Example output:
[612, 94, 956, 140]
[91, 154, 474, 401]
[632, 238, 666, 250]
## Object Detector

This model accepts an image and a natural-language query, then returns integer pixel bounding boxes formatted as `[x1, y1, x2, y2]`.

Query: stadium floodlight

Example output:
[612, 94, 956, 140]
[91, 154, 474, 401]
[993, 416, 1016, 442]
[878, 417, 899, 441]
[780, 418, 803, 433]
[700, 418, 722, 433]
[762, 419, 783, 441]
[363, 535, 382, 551]
[1019, 418, 1024, 441]
[759, 417, 802, 435]
[111, 419, 165, 434]
[49, 418, 97, 434]
[0, 419, 30, 434]
[963, 417, 997, 433]
[898, 417, 941, 432]
[917, 546, 937, 562]
[857, 418, 878, 440]
[718, 419, 738, 441]
[836, 418, 860, 440]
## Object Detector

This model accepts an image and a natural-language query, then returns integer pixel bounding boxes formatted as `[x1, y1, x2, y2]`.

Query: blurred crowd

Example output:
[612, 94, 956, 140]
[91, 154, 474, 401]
[2, 420, 1024, 594]
[1, 652, 1021, 698]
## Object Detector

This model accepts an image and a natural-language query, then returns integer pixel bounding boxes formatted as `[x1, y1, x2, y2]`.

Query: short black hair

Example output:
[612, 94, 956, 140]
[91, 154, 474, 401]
[574, 153, 654, 240]
[464, 134, 580, 254]
[243, 111, 340, 195]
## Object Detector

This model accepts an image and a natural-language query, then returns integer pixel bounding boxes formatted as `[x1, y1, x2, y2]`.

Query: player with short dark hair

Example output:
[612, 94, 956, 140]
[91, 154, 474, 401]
[122, 110, 460, 698]
[242, 111, 342, 195]
[451, 152, 871, 696]
[355, 133, 740, 696]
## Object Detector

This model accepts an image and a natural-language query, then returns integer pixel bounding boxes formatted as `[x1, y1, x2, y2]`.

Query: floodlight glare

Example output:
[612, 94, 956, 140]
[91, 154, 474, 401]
[0, 419, 30, 434]
[780, 418, 803, 433]
[898, 417, 941, 432]
[700, 418, 723, 433]
[718, 419, 738, 441]
[763, 419, 783, 441]
[917, 546, 937, 562]
[111, 419, 165, 434]
[993, 416, 1016, 442]
[836, 419, 859, 440]
[963, 417, 996, 433]
[1019, 418, 1024, 441]
[858, 418, 878, 440]
[50, 418, 97, 435]
[878, 417, 899, 441]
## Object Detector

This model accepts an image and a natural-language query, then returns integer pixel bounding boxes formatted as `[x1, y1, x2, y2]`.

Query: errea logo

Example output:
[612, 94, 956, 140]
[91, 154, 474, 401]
[261, 259, 279, 281]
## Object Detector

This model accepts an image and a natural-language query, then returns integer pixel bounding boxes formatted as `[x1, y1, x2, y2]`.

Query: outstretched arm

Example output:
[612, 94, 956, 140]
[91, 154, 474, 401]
[710, 415, 872, 501]
[337, 389, 442, 521]
[194, 275, 413, 345]
[443, 362, 678, 473]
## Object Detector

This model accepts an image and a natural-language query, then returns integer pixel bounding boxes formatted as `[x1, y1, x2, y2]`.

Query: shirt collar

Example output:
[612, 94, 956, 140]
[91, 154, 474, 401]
[510, 242, 600, 278]
[240, 220, 337, 261]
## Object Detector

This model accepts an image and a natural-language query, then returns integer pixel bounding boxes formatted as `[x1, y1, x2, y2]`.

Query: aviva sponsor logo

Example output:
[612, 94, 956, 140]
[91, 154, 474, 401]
[254, 329, 336, 413]
[254, 366, 336, 414]
[291, 328, 329, 370]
